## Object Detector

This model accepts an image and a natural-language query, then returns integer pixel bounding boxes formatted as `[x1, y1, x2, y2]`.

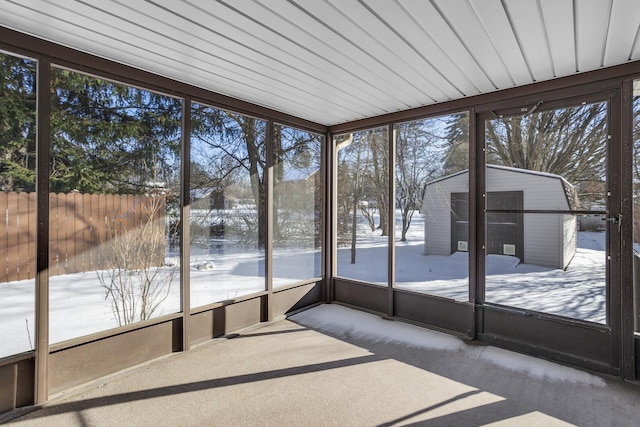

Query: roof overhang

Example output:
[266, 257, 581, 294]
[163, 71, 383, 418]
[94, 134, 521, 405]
[2, 0, 640, 127]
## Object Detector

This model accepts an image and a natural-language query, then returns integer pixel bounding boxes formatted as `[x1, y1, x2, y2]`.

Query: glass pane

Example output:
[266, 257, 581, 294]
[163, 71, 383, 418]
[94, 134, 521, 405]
[49, 68, 182, 343]
[395, 113, 470, 300]
[336, 127, 389, 284]
[190, 104, 265, 307]
[633, 80, 640, 333]
[272, 125, 323, 287]
[485, 102, 607, 324]
[0, 52, 37, 358]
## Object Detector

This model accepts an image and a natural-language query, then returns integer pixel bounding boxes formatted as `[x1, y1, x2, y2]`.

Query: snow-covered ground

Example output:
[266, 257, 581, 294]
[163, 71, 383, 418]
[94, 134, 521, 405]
[338, 213, 606, 324]
[339, 232, 606, 324]
[0, 210, 611, 359]
[0, 246, 321, 358]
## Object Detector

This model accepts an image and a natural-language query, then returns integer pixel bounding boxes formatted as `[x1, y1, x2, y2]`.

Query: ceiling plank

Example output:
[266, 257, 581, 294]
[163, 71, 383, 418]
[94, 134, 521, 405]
[222, 0, 412, 109]
[148, 0, 388, 110]
[575, 0, 612, 71]
[383, 2, 479, 97]
[55, 0, 365, 121]
[500, 0, 554, 82]
[433, 0, 515, 89]
[469, 0, 532, 85]
[539, 0, 576, 77]
[632, 28, 640, 61]
[318, 0, 445, 102]
[234, 0, 428, 108]
[604, 0, 640, 65]
[399, 0, 495, 94]
[360, 0, 467, 99]
[100, 0, 386, 117]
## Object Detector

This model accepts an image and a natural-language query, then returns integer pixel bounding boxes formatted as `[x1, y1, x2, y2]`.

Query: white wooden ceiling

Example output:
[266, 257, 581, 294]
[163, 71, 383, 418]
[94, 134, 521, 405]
[2, 0, 640, 126]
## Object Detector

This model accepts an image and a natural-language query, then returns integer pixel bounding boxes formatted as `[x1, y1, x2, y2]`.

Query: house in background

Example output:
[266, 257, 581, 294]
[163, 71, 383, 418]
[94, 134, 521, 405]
[190, 187, 230, 210]
[421, 165, 578, 270]
[277, 167, 320, 210]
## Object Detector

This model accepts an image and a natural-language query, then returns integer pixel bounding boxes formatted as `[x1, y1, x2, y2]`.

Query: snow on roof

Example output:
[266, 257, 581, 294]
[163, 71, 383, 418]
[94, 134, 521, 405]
[283, 167, 318, 181]
[190, 187, 224, 200]
[190, 188, 212, 200]
[426, 164, 572, 187]
[487, 164, 573, 186]
[424, 164, 579, 210]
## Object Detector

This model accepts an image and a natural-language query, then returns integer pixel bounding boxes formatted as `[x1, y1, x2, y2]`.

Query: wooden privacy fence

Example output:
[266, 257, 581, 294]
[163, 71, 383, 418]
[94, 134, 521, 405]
[0, 192, 166, 284]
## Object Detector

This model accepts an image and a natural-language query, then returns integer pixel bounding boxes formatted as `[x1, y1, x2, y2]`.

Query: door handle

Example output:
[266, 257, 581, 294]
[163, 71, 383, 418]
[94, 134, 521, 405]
[602, 213, 622, 225]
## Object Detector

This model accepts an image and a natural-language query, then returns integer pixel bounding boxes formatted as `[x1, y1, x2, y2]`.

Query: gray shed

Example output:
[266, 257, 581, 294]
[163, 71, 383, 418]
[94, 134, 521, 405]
[421, 165, 578, 269]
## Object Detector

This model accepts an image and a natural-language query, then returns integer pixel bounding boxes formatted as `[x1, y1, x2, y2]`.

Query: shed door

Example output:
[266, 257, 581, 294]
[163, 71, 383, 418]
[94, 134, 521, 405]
[450, 192, 468, 253]
[451, 191, 524, 261]
[486, 191, 523, 262]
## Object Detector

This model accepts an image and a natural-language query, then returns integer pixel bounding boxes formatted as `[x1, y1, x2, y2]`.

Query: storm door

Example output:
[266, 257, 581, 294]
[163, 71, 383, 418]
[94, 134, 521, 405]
[478, 96, 622, 374]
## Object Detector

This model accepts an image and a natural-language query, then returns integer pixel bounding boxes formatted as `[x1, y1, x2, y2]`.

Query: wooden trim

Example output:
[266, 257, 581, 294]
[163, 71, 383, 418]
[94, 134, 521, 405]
[180, 100, 191, 352]
[0, 352, 34, 366]
[473, 111, 486, 306]
[34, 58, 50, 405]
[608, 91, 623, 372]
[387, 124, 395, 318]
[326, 131, 336, 303]
[265, 120, 274, 322]
[468, 110, 477, 312]
[480, 305, 614, 374]
[189, 291, 269, 315]
[272, 282, 322, 318]
[334, 278, 388, 314]
[49, 312, 183, 353]
[620, 79, 635, 379]
[321, 131, 331, 302]
[394, 290, 475, 337]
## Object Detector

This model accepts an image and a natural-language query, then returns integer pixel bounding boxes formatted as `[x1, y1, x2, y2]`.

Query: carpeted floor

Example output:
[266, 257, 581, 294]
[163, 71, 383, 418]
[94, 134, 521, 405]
[4, 304, 640, 426]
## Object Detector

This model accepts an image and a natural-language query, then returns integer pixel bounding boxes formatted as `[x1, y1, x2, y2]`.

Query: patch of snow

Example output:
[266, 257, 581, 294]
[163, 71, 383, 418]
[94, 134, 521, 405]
[195, 261, 215, 271]
[469, 346, 606, 387]
[485, 254, 522, 274]
[577, 231, 606, 251]
[291, 304, 465, 352]
[292, 304, 606, 386]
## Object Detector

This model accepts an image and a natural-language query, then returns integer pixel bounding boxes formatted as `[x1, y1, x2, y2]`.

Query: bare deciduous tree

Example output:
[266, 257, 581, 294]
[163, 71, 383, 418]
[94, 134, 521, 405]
[97, 195, 177, 326]
[485, 103, 607, 205]
[395, 119, 447, 241]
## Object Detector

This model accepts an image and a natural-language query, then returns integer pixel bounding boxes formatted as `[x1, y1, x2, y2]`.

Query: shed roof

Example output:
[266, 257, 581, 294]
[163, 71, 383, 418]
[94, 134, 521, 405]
[425, 164, 579, 210]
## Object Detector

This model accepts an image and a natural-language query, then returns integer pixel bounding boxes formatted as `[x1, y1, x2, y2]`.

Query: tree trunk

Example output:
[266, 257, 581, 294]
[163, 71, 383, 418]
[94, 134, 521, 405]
[242, 117, 266, 249]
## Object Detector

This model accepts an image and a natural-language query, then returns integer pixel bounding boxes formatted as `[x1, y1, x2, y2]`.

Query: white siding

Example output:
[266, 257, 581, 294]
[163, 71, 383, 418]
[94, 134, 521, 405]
[486, 167, 570, 210]
[562, 214, 578, 269]
[524, 213, 562, 268]
[422, 166, 574, 268]
[422, 172, 468, 255]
